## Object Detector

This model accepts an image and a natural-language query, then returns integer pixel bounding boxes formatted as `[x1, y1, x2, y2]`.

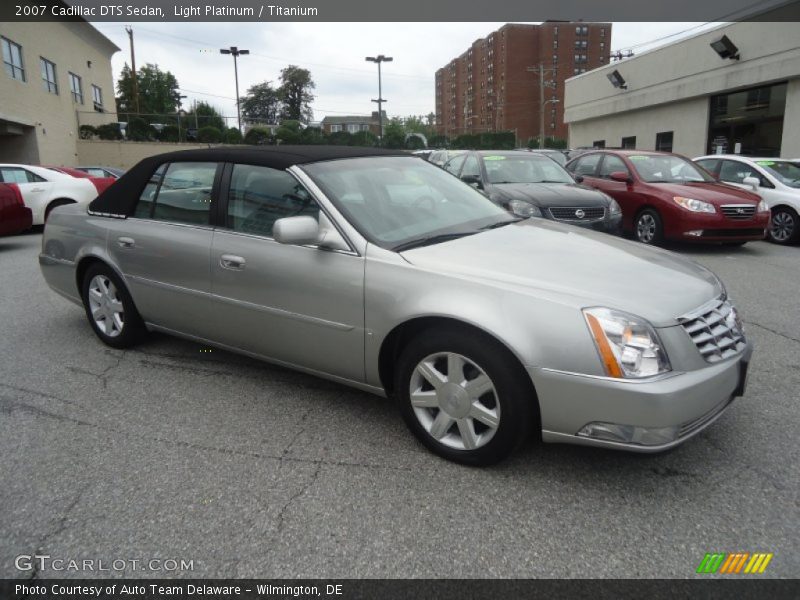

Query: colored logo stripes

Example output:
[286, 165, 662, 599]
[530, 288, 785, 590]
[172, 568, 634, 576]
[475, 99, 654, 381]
[696, 552, 773, 574]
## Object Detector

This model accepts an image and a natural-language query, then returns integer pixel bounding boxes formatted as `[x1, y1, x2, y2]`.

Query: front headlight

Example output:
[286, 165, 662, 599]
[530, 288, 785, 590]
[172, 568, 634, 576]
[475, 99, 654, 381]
[757, 199, 769, 213]
[673, 196, 716, 213]
[507, 199, 542, 218]
[583, 307, 671, 379]
[606, 196, 622, 215]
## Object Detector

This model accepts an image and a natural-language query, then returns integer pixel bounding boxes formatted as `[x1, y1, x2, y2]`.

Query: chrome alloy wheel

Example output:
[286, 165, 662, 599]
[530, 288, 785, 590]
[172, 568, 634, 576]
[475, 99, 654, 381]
[636, 213, 657, 243]
[409, 352, 500, 451]
[88, 275, 125, 337]
[771, 210, 795, 242]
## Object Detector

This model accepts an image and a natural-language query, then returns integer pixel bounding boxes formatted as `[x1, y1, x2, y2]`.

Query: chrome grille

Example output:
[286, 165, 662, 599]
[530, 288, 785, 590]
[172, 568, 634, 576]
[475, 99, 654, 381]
[679, 297, 746, 363]
[721, 204, 756, 220]
[549, 206, 606, 221]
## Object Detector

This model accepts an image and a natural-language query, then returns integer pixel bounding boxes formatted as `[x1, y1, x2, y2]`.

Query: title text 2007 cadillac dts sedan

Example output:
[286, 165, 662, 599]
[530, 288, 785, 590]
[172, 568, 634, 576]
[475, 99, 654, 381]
[40, 147, 751, 465]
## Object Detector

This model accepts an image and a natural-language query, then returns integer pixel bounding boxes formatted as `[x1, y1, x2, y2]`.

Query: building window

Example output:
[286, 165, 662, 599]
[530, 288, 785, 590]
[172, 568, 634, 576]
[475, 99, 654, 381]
[593, 140, 606, 148]
[40, 57, 57, 94]
[601, 28, 606, 38]
[621, 136, 637, 149]
[68, 72, 83, 104]
[330, 124, 342, 133]
[347, 123, 360, 134]
[554, 26, 558, 35]
[574, 54, 587, 64]
[2, 37, 25, 81]
[655, 131, 673, 152]
[574, 40, 588, 49]
[576, 26, 588, 35]
[91, 84, 103, 110]
[553, 40, 558, 49]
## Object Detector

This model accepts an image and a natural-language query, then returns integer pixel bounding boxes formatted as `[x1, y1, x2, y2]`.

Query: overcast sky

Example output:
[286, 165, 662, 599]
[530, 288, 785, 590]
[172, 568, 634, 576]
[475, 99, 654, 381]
[91, 22, 716, 126]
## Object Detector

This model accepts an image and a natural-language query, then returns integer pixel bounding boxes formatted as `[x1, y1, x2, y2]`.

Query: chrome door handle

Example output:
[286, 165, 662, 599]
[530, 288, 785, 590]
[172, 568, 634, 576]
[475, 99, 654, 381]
[31, 187, 45, 192]
[117, 237, 135, 248]
[220, 254, 246, 270]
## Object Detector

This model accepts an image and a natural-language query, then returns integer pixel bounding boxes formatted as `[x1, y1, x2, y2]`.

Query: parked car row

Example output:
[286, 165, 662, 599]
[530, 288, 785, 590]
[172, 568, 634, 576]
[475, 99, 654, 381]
[0, 163, 123, 228]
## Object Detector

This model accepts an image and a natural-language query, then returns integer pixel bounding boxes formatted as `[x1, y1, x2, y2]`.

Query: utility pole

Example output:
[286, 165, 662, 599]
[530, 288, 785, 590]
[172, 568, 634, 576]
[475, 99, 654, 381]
[125, 26, 140, 114]
[366, 55, 392, 144]
[527, 63, 557, 148]
[220, 46, 249, 133]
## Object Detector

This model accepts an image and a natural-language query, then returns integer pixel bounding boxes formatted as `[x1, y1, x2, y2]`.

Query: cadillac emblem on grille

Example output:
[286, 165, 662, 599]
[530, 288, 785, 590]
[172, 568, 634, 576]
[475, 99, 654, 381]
[574, 209, 586, 219]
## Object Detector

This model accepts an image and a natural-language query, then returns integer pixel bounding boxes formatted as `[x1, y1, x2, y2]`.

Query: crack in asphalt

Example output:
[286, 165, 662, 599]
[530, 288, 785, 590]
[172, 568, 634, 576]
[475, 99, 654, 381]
[745, 320, 800, 345]
[0, 383, 82, 407]
[0, 394, 413, 474]
[275, 462, 322, 533]
[66, 351, 124, 390]
[26, 485, 89, 582]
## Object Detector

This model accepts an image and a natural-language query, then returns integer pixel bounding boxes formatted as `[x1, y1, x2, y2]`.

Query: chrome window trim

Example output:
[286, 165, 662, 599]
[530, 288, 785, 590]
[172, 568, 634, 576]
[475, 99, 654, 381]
[539, 367, 684, 384]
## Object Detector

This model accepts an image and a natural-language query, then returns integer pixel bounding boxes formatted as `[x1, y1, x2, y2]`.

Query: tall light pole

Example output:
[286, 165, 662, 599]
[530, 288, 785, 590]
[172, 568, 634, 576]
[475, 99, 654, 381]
[176, 94, 186, 142]
[220, 46, 249, 133]
[527, 63, 557, 148]
[365, 55, 392, 143]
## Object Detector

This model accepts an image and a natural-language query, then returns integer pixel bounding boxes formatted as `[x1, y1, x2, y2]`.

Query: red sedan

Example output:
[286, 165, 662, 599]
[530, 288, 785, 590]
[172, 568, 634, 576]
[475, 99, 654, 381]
[44, 166, 116, 195]
[566, 150, 770, 245]
[0, 183, 32, 236]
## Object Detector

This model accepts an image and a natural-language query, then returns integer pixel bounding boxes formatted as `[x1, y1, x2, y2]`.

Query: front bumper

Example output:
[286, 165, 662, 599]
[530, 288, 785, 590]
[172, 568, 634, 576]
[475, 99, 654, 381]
[529, 342, 752, 452]
[550, 213, 622, 235]
[669, 212, 769, 242]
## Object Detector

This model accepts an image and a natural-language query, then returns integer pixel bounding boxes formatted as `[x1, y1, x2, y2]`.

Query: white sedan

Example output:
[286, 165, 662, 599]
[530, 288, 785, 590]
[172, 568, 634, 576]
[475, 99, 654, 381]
[694, 155, 800, 244]
[0, 163, 104, 226]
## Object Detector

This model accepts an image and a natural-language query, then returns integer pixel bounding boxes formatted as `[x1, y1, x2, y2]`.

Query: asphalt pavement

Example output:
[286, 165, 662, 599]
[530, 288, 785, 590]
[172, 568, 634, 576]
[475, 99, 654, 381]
[1, 231, 798, 579]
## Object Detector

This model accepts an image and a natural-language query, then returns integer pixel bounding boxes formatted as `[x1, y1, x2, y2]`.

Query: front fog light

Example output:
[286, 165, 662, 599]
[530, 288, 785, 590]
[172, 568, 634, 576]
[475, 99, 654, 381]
[578, 422, 680, 446]
[583, 307, 671, 378]
[684, 230, 703, 237]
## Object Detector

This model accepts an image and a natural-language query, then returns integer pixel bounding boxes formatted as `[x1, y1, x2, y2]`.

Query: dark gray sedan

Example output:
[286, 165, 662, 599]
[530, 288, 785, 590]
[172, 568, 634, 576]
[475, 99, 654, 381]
[443, 150, 622, 234]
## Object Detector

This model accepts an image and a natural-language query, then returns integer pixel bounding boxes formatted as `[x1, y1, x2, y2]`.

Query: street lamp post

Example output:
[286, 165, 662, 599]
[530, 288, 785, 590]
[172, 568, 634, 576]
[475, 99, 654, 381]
[176, 94, 186, 141]
[365, 55, 392, 143]
[220, 46, 249, 133]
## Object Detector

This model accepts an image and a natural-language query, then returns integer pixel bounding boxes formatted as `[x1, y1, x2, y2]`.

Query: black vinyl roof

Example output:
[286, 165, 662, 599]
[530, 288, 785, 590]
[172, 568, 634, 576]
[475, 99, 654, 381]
[88, 145, 408, 217]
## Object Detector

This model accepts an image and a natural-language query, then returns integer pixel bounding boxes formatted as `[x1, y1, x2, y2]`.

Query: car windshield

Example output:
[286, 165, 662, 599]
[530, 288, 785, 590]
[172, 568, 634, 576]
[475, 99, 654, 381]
[483, 154, 574, 184]
[302, 156, 516, 250]
[754, 160, 800, 188]
[628, 154, 714, 183]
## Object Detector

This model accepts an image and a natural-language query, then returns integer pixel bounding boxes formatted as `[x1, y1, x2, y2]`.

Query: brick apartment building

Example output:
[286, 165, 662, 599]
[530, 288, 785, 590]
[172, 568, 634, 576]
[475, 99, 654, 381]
[435, 22, 611, 144]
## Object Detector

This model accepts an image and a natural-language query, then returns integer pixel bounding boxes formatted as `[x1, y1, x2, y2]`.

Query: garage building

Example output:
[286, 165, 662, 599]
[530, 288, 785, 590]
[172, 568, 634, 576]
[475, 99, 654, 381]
[564, 21, 800, 158]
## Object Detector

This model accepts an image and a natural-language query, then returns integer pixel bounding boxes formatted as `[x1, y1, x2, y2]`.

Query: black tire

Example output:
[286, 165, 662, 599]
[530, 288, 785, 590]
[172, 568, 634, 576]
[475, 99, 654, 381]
[81, 263, 146, 349]
[634, 208, 664, 245]
[395, 327, 537, 466]
[768, 206, 800, 245]
[44, 199, 75, 222]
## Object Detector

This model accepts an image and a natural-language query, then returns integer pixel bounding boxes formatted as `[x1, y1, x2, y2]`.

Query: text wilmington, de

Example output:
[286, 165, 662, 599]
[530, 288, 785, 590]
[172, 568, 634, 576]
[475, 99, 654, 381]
[174, 5, 319, 17]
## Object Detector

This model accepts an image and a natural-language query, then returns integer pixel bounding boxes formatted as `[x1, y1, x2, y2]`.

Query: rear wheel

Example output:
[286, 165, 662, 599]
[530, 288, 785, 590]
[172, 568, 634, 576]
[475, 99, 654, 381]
[44, 198, 75, 222]
[634, 208, 664, 245]
[768, 207, 799, 244]
[395, 328, 536, 466]
[81, 263, 146, 348]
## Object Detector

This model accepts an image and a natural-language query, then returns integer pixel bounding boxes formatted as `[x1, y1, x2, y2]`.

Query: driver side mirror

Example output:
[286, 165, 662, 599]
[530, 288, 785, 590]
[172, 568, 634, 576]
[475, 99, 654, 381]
[573, 175, 585, 183]
[461, 174, 483, 189]
[742, 176, 760, 191]
[609, 171, 632, 183]
[273, 214, 349, 251]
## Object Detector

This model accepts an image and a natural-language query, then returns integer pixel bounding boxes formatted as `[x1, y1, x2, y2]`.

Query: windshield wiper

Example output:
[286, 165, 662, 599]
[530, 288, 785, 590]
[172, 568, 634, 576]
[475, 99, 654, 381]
[393, 231, 478, 252]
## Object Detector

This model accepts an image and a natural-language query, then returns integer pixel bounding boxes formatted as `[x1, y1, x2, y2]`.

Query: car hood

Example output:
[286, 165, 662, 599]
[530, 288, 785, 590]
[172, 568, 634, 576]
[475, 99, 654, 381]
[644, 181, 760, 204]
[400, 219, 722, 327]
[488, 182, 608, 207]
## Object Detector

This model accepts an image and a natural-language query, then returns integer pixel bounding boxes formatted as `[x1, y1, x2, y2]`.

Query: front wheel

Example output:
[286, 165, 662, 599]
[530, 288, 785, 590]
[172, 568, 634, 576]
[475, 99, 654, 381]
[81, 263, 146, 348]
[395, 328, 536, 466]
[634, 209, 664, 245]
[768, 207, 799, 244]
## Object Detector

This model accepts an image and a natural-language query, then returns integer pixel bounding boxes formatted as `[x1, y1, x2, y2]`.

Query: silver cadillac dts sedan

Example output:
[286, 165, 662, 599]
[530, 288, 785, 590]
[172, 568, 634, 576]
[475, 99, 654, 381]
[40, 146, 751, 465]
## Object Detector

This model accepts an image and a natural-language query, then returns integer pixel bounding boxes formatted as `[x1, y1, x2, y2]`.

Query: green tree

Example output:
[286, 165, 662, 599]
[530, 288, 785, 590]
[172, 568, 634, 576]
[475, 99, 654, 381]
[185, 101, 225, 131]
[240, 81, 281, 125]
[116, 63, 181, 122]
[300, 126, 325, 145]
[278, 65, 315, 123]
[382, 119, 406, 149]
[275, 120, 302, 144]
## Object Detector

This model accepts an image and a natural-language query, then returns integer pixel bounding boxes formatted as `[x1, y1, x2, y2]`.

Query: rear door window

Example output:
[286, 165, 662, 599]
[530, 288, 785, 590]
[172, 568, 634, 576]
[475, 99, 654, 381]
[0, 167, 45, 183]
[719, 160, 768, 187]
[135, 162, 217, 225]
[598, 155, 630, 179]
[571, 154, 602, 177]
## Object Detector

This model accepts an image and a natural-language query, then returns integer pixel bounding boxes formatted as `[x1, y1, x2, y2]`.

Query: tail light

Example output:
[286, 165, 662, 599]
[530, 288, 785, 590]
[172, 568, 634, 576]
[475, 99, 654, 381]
[89, 177, 115, 195]
[8, 183, 25, 206]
